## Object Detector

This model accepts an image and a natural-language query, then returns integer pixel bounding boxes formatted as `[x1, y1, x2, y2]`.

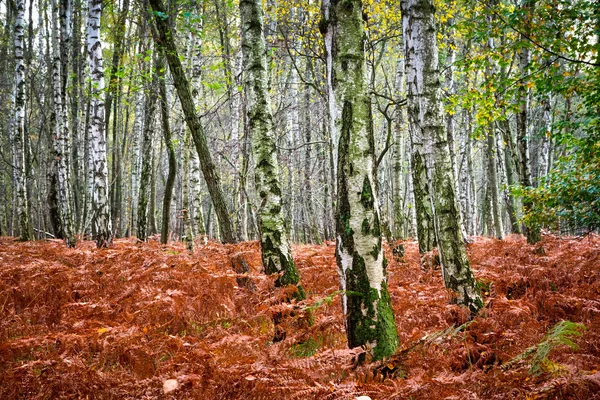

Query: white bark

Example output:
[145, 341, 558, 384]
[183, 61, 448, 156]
[51, 0, 76, 247]
[12, 0, 32, 241]
[87, 0, 112, 247]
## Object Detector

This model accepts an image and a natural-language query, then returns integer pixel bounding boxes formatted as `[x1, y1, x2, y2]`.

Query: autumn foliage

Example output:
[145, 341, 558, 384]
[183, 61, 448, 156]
[1, 235, 599, 399]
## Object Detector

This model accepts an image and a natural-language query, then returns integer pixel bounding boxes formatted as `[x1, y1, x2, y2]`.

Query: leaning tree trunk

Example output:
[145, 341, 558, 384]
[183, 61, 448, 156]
[51, 0, 76, 247]
[87, 0, 112, 247]
[402, 0, 483, 314]
[149, 0, 235, 244]
[240, 0, 304, 296]
[323, 0, 399, 360]
[12, 0, 34, 241]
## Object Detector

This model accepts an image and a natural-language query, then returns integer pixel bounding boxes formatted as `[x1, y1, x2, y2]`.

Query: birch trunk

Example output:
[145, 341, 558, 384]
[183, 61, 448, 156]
[87, 0, 112, 247]
[516, 0, 541, 244]
[12, 0, 34, 241]
[240, 0, 304, 295]
[324, 0, 399, 359]
[402, 6, 436, 254]
[51, 0, 76, 247]
[393, 55, 408, 240]
[137, 51, 158, 242]
[402, 0, 483, 314]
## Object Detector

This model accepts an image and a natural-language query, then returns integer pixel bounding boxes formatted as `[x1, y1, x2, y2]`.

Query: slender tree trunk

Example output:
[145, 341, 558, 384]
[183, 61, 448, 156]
[402, 0, 483, 314]
[137, 50, 158, 242]
[87, 0, 112, 247]
[149, 0, 236, 243]
[486, 127, 504, 239]
[516, 0, 541, 244]
[323, 0, 399, 360]
[12, 0, 34, 241]
[182, 131, 194, 250]
[402, 17, 436, 254]
[240, 0, 304, 295]
[393, 54, 408, 240]
[159, 53, 177, 245]
[51, 0, 76, 247]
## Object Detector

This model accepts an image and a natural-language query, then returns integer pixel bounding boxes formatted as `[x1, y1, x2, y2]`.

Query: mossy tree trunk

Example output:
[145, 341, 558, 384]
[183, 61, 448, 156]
[87, 0, 113, 247]
[240, 0, 304, 296]
[404, 29, 436, 255]
[402, 0, 483, 315]
[323, 0, 399, 360]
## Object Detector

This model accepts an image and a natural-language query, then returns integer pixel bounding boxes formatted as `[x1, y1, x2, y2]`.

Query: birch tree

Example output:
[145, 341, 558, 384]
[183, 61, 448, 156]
[87, 0, 112, 247]
[323, 0, 399, 359]
[402, 0, 483, 314]
[12, 0, 33, 241]
[51, 0, 76, 247]
[240, 0, 304, 296]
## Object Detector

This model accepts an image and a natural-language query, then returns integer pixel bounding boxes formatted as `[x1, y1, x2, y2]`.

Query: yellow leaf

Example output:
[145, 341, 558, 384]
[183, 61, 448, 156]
[97, 327, 108, 334]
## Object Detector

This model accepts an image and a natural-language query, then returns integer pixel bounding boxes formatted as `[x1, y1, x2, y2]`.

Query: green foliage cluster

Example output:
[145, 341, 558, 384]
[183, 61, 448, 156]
[504, 320, 586, 376]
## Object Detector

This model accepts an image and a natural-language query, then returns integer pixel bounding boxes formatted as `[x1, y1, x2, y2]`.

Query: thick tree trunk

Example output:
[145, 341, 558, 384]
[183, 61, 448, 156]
[12, 0, 34, 241]
[323, 0, 399, 360]
[149, 0, 236, 243]
[87, 0, 112, 247]
[240, 0, 304, 295]
[402, 0, 483, 314]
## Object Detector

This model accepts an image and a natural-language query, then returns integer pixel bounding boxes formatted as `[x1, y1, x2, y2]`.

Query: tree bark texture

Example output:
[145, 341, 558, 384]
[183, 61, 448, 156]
[87, 0, 113, 247]
[402, 0, 483, 314]
[326, 0, 399, 359]
[240, 0, 304, 295]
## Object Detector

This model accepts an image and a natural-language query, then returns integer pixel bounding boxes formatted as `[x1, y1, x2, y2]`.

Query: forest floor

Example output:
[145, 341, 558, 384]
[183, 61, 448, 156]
[1, 234, 599, 399]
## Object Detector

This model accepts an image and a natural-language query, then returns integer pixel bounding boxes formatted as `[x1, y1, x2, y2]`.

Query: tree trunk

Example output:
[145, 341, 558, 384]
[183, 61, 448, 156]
[240, 0, 304, 295]
[157, 54, 177, 244]
[51, 0, 76, 247]
[87, 0, 112, 247]
[12, 0, 34, 241]
[516, 0, 541, 244]
[323, 0, 399, 360]
[403, 26, 436, 254]
[137, 50, 158, 242]
[182, 131, 194, 251]
[402, 0, 483, 314]
[393, 54, 408, 240]
[149, 0, 236, 243]
[486, 127, 504, 239]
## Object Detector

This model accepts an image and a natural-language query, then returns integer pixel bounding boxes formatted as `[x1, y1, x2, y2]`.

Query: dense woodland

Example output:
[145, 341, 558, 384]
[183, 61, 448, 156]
[0, 0, 599, 398]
